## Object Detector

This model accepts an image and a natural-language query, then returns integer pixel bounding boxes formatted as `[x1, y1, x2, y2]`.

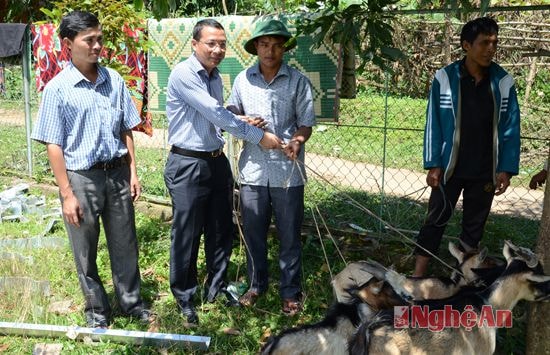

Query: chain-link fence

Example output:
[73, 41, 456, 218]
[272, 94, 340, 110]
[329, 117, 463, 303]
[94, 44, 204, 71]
[301, 9, 549, 244]
[0, 8, 548, 245]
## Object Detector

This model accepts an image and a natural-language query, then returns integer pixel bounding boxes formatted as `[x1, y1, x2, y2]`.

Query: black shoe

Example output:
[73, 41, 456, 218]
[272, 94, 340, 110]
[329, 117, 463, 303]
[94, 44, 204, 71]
[130, 309, 154, 325]
[86, 317, 109, 329]
[179, 304, 199, 324]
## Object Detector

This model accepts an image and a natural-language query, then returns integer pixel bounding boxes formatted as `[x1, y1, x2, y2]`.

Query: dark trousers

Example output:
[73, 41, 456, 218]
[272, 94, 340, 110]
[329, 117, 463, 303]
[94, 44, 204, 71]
[64, 166, 143, 323]
[240, 184, 304, 299]
[415, 176, 495, 257]
[164, 152, 234, 306]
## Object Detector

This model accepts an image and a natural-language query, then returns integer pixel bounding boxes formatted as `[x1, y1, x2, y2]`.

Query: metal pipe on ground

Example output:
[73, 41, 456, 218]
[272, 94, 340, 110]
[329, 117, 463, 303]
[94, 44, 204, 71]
[0, 322, 210, 350]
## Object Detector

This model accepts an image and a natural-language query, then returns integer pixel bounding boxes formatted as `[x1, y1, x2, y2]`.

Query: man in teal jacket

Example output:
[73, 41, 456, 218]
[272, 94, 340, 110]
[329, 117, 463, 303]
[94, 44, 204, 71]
[413, 17, 520, 277]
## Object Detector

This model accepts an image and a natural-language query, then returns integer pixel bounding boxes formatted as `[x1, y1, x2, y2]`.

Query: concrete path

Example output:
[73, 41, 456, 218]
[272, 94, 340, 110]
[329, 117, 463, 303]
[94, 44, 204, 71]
[305, 153, 544, 220]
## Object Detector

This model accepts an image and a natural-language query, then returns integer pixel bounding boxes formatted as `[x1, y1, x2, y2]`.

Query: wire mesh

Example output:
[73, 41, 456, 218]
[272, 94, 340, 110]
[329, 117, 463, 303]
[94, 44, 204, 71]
[0, 10, 548, 247]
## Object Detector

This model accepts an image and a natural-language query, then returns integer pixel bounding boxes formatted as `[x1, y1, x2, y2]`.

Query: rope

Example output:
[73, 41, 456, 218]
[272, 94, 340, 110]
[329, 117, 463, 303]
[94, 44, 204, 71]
[314, 204, 348, 266]
[292, 156, 464, 276]
[310, 209, 334, 280]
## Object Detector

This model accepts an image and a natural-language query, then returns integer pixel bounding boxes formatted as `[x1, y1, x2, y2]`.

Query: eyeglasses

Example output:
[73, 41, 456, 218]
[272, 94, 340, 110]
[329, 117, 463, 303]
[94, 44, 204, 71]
[200, 41, 227, 50]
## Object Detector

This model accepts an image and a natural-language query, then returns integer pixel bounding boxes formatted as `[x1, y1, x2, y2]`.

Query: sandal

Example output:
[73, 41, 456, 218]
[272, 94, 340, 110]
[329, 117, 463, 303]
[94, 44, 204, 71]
[239, 290, 260, 307]
[282, 296, 303, 316]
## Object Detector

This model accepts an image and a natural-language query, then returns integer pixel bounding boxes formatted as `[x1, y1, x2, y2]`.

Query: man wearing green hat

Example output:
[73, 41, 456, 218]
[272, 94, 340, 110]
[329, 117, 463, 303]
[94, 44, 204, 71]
[228, 19, 316, 315]
[164, 18, 283, 325]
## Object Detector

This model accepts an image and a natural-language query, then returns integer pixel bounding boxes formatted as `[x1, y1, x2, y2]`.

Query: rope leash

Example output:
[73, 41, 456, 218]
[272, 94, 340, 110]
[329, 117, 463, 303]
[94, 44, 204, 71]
[290, 156, 464, 277]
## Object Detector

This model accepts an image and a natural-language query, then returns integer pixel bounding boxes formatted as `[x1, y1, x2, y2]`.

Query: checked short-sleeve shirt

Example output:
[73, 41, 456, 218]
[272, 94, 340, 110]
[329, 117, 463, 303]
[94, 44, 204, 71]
[228, 63, 316, 187]
[31, 63, 141, 170]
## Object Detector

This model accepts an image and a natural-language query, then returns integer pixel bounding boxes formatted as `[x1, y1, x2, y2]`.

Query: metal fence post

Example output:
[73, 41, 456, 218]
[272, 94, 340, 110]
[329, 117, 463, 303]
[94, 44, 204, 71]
[22, 25, 33, 177]
[379, 70, 390, 232]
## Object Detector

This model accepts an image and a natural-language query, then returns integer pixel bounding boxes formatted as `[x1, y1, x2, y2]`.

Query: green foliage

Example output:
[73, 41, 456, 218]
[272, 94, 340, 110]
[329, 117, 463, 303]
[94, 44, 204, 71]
[0, 65, 24, 101]
[415, 0, 492, 15]
[0, 64, 40, 110]
[0, 0, 49, 22]
[296, 0, 405, 73]
[143, 0, 323, 19]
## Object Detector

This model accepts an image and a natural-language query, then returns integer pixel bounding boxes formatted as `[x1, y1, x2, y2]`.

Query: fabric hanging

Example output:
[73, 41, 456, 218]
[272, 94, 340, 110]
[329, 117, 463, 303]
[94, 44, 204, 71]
[0, 23, 27, 58]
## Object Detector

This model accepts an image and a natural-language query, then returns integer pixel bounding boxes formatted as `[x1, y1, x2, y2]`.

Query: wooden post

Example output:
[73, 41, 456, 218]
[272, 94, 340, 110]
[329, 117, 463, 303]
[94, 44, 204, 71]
[525, 150, 550, 355]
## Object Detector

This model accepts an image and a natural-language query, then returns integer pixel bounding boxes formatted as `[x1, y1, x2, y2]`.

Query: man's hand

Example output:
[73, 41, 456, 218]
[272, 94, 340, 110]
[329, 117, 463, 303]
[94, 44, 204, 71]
[61, 190, 83, 227]
[240, 115, 269, 129]
[130, 172, 141, 201]
[529, 169, 547, 190]
[495, 172, 511, 196]
[259, 132, 283, 149]
[426, 168, 443, 188]
[283, 140, 301, 160]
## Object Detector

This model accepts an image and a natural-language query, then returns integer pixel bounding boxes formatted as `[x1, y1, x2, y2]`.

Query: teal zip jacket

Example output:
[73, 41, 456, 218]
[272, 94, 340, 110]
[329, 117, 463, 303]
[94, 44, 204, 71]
[423, 59, 521, 184]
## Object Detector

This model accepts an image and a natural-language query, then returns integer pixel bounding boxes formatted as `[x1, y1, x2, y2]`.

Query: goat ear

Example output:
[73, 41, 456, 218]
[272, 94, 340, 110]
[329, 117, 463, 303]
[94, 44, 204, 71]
[448, 242, 464, 263]
[478, 247, 488, 262]
[515, 246, 539, 268]
[526, 274, 550, 283]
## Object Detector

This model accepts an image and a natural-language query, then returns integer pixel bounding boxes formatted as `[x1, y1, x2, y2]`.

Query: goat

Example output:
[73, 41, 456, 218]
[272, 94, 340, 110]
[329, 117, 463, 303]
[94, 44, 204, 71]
[260, 278, 409, 355]
[349, 240, 550, 355]
[332, 242, 503, 303]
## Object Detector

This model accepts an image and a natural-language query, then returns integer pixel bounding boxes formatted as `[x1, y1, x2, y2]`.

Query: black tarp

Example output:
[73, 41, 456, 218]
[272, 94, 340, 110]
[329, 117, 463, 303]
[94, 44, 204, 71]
[0, 23, 27, 57]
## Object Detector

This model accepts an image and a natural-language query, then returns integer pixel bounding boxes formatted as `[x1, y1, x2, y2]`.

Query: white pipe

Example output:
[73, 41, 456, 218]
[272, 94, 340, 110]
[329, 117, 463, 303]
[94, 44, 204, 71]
[0, 321, 210, 350]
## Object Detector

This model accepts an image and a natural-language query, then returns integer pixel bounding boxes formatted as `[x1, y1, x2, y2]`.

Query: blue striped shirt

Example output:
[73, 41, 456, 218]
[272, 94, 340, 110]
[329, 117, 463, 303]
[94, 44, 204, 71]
[166, 54, 263, 151]
[228, 63, 316, 187]
[32, 63, 140, 170]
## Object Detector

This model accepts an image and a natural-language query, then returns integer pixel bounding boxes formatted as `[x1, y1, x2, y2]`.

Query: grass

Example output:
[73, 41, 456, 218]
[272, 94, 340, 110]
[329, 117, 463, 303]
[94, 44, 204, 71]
[0, 173, 540, 353]
[0, 178, 337, 353]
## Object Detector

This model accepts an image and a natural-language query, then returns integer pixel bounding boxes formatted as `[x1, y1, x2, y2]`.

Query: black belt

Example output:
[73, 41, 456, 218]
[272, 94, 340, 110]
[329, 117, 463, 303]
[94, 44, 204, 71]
[171, 146, 223, 159]
[90, 155, 127, 170]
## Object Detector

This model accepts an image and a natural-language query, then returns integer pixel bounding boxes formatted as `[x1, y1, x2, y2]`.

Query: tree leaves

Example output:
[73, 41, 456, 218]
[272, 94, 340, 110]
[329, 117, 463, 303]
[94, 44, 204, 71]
[296, 0, 404, 73]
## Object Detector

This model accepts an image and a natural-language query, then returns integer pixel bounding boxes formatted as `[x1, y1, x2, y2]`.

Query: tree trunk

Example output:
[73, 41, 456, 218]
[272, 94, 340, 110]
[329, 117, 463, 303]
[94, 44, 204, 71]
[221, 0, 229, 16]
[523, 57, 538, 109]
[525, 151, 550, 355]
[443, 13, 452, 65]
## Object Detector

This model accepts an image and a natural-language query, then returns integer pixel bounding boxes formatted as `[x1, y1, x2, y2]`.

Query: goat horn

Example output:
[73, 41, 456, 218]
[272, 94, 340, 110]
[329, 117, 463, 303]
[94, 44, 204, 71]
[504, 240, 518, 251]
[479, 247, 488, 261]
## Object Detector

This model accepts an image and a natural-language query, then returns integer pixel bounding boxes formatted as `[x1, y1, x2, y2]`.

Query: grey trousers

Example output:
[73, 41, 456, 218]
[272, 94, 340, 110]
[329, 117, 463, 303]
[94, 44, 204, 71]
[64, 166, 143, 323]
[240, 184, 304, 299]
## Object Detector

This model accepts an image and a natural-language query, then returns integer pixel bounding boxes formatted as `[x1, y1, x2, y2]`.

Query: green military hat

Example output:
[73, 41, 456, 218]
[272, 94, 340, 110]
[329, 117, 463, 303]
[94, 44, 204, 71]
[244, 19, 296, 55]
